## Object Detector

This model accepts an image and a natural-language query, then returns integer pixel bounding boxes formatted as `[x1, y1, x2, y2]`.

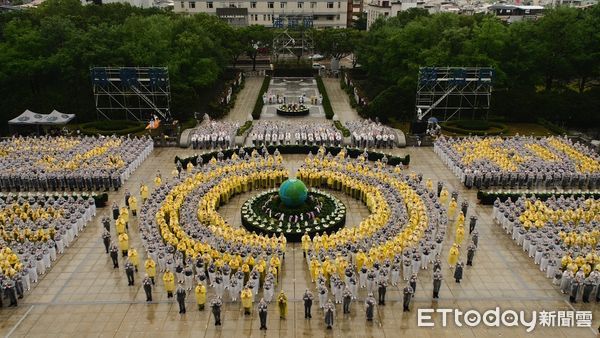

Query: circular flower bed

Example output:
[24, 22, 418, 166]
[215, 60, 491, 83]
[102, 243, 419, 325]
[241, 189, 346, 242]
[276, 103, 310, 116]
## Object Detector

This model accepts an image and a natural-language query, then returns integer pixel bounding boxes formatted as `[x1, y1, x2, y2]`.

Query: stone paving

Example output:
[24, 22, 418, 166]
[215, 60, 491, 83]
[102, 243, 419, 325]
[322, 77, 361, 123]
[0, 145, 597, 338]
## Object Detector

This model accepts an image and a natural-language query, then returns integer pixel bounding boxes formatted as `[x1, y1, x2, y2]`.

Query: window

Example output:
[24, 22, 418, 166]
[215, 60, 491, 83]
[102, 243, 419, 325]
[297, 1, 303, 7]
[189, 1, 195, 8]
[268, 1, 274, 7]
[310, 1, 316, 7]
[327, 2, 333, 8]
[207, 1, 213, 7]
[180, 1, 184, 7]
[280, 1, 286, 8]
[327, 15, 334, 20]
[251, 1, 256, 7]
[337, 1, 340, 7]
[263, 14, 266, 20]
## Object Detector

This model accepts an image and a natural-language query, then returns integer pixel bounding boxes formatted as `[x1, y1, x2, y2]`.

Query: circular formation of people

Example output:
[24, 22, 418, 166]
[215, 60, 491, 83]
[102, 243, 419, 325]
[0, 129, 598, 333]
[435, 135, 600, 189]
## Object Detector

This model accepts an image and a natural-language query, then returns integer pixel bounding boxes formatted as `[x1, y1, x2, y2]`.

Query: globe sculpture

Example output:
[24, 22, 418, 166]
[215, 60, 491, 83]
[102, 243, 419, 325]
[279, 178, 308, 208]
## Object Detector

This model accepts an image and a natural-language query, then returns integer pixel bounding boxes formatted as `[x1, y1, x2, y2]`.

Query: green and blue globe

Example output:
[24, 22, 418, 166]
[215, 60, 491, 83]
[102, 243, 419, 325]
[279, 178, 308, 208]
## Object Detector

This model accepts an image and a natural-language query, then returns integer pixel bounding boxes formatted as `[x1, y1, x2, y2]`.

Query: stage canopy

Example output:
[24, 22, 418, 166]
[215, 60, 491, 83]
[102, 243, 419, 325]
[8, 110, 75, 125]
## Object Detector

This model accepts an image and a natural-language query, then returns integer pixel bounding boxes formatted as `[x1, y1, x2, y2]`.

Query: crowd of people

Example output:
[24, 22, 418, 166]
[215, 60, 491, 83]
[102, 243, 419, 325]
[0, 195, 96, 307]
[190, 119, 239, 150]
[346, 120, 398, 149]
[248, 121, 342, 147]
[435, 135, 600, 190]
[125, 149, 291, 313]
[493, 195, 600, 303]
[0, 135, 153, 191]
[296, 147, 478, 313]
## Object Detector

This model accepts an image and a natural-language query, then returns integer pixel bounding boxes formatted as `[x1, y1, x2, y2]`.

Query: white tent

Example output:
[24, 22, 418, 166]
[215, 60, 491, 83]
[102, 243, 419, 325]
[45, 110, 75, 125]
[7, 109, 75, 125]
[7, 110, 46, 125]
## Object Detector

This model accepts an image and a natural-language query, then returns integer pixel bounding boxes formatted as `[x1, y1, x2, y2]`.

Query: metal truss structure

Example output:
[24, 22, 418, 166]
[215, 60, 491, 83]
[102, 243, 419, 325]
[272, 26, 314, 60]
[415, 67, 494, 121]
[91, 67, 172, 121]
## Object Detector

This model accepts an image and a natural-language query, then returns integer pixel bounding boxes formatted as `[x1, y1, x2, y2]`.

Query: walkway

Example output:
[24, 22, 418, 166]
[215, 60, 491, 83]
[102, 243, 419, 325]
[0, 146, 596, 337]
[225, 76, 265, 122]
[322, 77, 361, 123]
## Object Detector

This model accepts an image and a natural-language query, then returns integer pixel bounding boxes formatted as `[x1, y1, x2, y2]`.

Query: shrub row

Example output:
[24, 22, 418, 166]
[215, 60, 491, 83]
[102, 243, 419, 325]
[537, 118, 567, 135]
[79, 120, 146, 136]
[334, 120, 350, 137]
[236, 120, 253, 136]
[441, 120, 509, 136]
[175, 145, 410, 167]
[315, 76, 334, 119]
[252, 76, 271, 119]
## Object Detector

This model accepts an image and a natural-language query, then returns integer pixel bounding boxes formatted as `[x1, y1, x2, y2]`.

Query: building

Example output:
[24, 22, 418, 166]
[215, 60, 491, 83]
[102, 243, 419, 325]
[366, 0, 421, 29]
[487, 4, 544, 22]
[174, 0, 348, 27]
[347, 0, 363, 27]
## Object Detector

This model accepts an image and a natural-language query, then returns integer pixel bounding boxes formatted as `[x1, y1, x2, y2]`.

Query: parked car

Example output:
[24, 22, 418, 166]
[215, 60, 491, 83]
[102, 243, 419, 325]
[308, 54, 324, 60]
[312, 63, 326, 70]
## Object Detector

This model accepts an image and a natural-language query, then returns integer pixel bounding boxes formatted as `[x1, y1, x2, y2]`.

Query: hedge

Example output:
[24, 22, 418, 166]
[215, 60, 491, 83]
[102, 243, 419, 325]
[477, 191, 600, 205]
[252, 76, 271, 119]
[537, 118, 567, 135]
[236, 120, 253, 136]
[175, 145, 410, 168]
[316, 76, 334, 119]
[79, 120, 146, 136]
[441, 120, 509, 136]
[334, 120, 351, 137]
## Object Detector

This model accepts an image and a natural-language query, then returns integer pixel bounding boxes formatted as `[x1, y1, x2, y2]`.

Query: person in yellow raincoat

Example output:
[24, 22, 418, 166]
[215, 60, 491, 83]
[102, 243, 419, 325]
[277, 290, 288, 319]
[128, 248, 139, 272]
[128, 196, 138, 217]
[448, 198, 457, 219]
[163, 270, 175, 298]
[448, 243, 460, 268]
[145, 256, 156, 284]
[140, 183, 149, 203]
[301, 232, 311, 258]
[195, 283, 207, 310]
[154, 171, 162, 187]
[115, 218, 126, 235]
[241, 286, 253, 315]
[118, 233, 129, 257]
[455, 225, 465, 244]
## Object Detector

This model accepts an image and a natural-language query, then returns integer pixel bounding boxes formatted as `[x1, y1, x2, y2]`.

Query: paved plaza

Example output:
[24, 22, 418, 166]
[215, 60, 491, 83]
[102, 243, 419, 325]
[0, 145, 597, 338]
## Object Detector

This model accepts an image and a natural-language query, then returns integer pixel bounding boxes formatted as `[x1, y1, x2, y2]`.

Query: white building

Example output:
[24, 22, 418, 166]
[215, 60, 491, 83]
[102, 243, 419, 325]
[174, 0, 348, 27]
[366, 0, 420, 29]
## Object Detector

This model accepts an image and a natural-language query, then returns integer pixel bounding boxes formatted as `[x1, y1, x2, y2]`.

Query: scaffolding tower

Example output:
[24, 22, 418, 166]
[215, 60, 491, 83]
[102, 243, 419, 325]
[91, 67, 172, 121]
[272, 26, 314, 60]
[415, 67, 494, 121]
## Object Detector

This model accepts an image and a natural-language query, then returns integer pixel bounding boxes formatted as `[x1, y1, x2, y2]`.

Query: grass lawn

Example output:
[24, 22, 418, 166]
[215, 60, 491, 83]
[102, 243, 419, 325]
[440, 122, 556, 137]
[386, 118, 557, 137]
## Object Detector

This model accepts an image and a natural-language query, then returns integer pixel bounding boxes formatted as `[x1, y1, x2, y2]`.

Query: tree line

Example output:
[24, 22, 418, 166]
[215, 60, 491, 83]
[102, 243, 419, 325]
[351, 7, 600, 128]
[0, 1, 598, 130]
[0, 0, 274, 128]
